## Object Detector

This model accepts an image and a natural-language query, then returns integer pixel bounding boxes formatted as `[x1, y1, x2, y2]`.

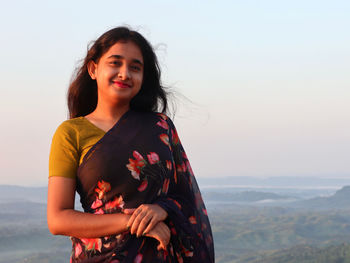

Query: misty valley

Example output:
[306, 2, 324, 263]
[2, 176, 350, 263]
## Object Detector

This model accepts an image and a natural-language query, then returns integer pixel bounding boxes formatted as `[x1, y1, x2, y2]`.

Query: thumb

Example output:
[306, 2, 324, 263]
[157, 243, 164, 251]
[157, 241, 166, 251]
[123, 208, 136, 215]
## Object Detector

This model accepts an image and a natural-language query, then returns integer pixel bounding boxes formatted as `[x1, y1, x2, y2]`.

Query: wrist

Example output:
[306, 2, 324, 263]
[124, 214, 131, 231]
[155, 204, 168, 220]
[115, 213, 131, 232]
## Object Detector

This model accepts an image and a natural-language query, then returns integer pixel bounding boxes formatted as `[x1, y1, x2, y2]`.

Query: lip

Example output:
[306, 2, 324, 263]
[113, 81, 132, 89]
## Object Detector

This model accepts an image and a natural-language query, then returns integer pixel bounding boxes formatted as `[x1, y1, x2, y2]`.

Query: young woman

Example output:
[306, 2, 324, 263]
[48, 26, 214, 262]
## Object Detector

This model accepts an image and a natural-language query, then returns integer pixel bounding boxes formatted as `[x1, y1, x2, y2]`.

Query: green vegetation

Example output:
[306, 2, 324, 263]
[3, 185, 350, 262]
[210, 205, 350, 262]
[236, 243, 350, 263]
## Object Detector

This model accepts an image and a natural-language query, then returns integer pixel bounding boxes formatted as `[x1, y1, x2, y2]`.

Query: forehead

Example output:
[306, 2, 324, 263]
[103, 41, 143, 62]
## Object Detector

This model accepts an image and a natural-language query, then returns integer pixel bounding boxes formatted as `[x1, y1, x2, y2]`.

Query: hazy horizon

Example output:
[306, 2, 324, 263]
[1, 0, 349, 186]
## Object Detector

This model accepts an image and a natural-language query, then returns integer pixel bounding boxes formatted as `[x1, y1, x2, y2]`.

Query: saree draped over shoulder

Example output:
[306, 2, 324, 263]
[71, 111, 214, 263]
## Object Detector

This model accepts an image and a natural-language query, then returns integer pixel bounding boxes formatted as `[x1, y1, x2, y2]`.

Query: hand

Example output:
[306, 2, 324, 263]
[124, 204, 168, 237]
[144, 221, 170, 251]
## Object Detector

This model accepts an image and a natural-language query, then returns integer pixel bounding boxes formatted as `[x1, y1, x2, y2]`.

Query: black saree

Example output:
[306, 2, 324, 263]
[70, 110, 214, 263]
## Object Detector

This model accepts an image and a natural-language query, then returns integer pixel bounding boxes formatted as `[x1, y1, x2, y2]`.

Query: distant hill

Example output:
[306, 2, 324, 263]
[235, 243, 350, 263]
[203, 191, 295, 202]
[0, 251, 69, 263]
[3, 184, 350, 263]
[291, 185, 350, 210]
[197, 176, 350, 189]
[0, 185, 47, 204]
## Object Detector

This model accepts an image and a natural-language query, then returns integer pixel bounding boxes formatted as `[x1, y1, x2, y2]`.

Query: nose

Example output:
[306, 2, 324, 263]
[118, 64, 131, 80]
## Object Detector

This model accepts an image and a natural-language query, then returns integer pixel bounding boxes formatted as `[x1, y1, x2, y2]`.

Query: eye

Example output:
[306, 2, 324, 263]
[110, 60, 122, 66]
[130, 65, 142, 72]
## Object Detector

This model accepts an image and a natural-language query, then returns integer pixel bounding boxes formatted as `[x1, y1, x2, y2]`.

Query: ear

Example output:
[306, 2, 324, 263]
[87, 60, 97, 80]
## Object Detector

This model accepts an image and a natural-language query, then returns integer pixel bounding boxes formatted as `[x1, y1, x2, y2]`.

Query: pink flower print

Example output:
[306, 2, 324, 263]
[133, 150, 144, 161]
[134, 253, 143, 263]
[171, 226, 177, 235]
[105, 195, 124, 211]
[157, 113, 168, 120]
[147, 152, 160, 164]
[176, 252, 184, 263]
[138, 179, 148, 192]
[94, 208, 104, 215]
[166, 160, 172, 170]
[171, 198, 182, 210]
[81, 238, 102, 252]
[91, 199, 103, 209]
[202, 208, 208, 216]
[95, 181, 111, 200]
[156, 119, 169, 130]
[182, 151, 188, 159]
[162, 178, 170, 194]
[174, 170, 177, 184]
[184, 249, 194, 257]
[74, 242, 82, 258]
[163, 249, 169, 260]
[176, 163, 186, 173]
[126, 151, 146, 180]
[180, 243, 194, 257]
[189, 216, 197, 224]
[171, 129, 179, 145]
[159, 134, 170, 147]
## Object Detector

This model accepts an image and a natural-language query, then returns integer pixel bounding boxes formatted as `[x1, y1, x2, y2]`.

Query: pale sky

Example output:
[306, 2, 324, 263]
[0, 0, 349, 186]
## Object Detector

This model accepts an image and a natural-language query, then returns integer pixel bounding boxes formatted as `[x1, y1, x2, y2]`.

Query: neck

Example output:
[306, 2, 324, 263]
[92, 100, 130, 121]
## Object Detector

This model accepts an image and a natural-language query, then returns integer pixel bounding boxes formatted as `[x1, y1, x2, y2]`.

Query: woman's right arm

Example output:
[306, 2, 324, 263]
[47, 176, 131, 238]
[47, 176, 170, 249]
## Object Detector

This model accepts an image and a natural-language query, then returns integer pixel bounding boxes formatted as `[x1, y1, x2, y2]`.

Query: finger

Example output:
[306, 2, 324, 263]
[157, 243, 166, 251]
[136, 214, 152, 237]
[158, 223, 170, 246]
[155, 224, 168, 247]
[142, 216, 158, 235]
[144, 225, 164, 246]
[123, 208, 136, 215]
[127, 208, 142, 230]
[130, 211, 147, 235]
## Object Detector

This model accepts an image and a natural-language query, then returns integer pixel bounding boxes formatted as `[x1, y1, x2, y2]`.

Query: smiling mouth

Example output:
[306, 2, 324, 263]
[113, 81, 131, 88]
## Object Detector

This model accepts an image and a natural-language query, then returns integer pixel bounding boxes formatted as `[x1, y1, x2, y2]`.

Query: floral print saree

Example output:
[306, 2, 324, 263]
[70, 110, 214, 262]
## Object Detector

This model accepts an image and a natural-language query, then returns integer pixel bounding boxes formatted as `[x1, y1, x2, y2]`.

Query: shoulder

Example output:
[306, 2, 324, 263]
[133, 111, 173, 124]
[156, 112, 176, 128]
[52, 117, 87, 146]
[143, 111, 176, 128]
[57, 117, 86, 130]
[145, 111, 173, 122]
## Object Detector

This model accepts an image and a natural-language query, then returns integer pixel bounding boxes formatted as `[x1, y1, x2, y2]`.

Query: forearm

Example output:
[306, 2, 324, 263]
[48, 209, 130, 238]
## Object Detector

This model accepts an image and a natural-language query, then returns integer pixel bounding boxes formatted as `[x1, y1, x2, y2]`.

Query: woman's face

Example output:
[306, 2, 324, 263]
[88, 41, 144, 106]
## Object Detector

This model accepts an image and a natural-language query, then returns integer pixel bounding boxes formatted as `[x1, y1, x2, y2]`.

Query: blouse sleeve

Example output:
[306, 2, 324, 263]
[49, 121, 79, 179]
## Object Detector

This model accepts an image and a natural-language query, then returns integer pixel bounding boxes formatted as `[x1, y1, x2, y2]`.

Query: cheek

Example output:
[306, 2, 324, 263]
[134, 72, 144, 87]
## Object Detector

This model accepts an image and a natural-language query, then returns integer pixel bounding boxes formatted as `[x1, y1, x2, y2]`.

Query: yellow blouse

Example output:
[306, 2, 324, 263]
[48, 117, 106, 179]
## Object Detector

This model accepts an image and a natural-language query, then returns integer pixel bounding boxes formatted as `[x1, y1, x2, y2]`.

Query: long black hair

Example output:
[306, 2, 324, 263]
[67, 26, 168, 118]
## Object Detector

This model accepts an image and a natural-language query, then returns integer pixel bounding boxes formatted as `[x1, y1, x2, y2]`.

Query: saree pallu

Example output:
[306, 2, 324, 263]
[71, 111, 214, 263]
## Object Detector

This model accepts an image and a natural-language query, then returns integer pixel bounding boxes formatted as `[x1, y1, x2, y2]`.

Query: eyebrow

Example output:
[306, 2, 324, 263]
[107, 55, 143, 66]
